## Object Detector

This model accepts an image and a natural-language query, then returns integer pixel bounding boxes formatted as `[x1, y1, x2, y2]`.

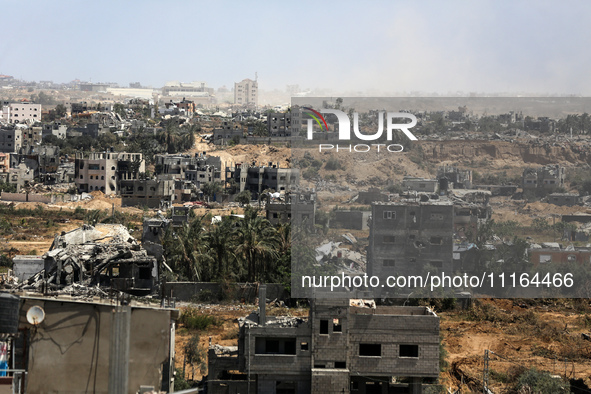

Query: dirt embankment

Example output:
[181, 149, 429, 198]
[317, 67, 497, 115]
[420, 140, 591, 168]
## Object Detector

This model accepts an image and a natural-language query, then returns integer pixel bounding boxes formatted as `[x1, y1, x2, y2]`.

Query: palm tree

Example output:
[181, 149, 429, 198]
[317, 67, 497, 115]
[235, 207, 279, 282]
[205, 218, 236, 280]
[162, 216, 212, 281]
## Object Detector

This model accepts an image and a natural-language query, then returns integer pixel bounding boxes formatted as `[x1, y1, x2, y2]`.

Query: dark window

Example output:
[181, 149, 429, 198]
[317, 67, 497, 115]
[383, 259, 396, 267]
[383, 235, 395, 243]
[266, 340, 279, 353]
[335, 361, 346, 369]
[430, 236, 443, 245]
[320, 320, 329, 334]
[138, 267, 152, 280]
[359, 343, 381, 357]
[284, 340, 296, 355]
[399, 344, 419, 358]
[300, 342, 308, 351]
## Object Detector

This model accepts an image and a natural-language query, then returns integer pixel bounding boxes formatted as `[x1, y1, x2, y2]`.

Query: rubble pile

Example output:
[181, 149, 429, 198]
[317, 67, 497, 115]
[12, 224, 158, 296]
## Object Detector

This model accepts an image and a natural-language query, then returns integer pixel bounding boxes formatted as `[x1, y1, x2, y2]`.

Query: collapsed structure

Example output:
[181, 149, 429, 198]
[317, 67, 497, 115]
[15, 224, 158, 295]
[208, 291, 440, 394]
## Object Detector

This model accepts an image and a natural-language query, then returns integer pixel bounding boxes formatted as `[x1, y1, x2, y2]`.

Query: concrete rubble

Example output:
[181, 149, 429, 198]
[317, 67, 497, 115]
[12, 224, 158, 296]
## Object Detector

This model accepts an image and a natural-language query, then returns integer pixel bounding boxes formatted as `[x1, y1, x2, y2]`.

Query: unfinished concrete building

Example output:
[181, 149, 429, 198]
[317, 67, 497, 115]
[3, 295, 179, 394]
[368, 200, 454, 279]
[208, 295, 440, 394]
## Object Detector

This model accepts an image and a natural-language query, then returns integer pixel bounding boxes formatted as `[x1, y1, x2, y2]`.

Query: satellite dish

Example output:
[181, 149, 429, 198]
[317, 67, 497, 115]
[26, 306, 45, 325]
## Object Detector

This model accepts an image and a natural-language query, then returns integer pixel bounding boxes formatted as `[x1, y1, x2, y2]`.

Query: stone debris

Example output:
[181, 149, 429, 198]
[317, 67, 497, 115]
[12, 224, 158, 296]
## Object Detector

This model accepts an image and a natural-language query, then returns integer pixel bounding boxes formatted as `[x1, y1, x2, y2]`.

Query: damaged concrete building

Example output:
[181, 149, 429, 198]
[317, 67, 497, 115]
[522, 164, 565, 190]
[208, 294, 440, 394]
[16, 224, 158, 296]
[226, 163, 300, 199]
[265, 190, 316, 228]
[74, 151, 145, 194]
[368, 199, 454, 279]
[436, 165, 472, 190]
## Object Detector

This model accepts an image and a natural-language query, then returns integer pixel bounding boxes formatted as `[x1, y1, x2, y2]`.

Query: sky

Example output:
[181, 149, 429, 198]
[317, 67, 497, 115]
[1, 0, 590, 95]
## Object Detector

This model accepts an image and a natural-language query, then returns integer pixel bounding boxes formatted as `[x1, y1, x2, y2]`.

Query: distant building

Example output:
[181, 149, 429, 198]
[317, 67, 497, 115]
[437, 165, 472, 189]
[265, 190, 316, 228]
[402, 177, 438, 193]
[7, 102, 41, 123]
[522, 165, 565, 190]
[120, 179, 175, 208]
[227, 163, 300, 199]
[75, 152, 145, 194]
[369, 200, 454, 278]
[42, 122, 67, 140]
[234, 78, 258, 107]
[267, 112, 292, 137]
[0, 127, 23, 153]
[547, 193, 580, 207]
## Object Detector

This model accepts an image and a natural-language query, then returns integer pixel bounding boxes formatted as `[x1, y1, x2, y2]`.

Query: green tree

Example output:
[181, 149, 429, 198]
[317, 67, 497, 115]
[235, 190, 252, 207]
[201, 182, 222, 201]
[162, 216, 212, 281]
[205, 218, 237, 280]
[184, 334, 207, 381]
[235, 207, 279, 282]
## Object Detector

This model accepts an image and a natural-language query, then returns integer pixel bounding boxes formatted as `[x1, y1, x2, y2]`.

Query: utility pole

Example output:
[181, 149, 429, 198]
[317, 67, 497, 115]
[483, 349, 490, 394]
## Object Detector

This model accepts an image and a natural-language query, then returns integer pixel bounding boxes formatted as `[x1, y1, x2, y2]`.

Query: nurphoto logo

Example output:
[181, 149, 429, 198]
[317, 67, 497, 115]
[303, 107, 418, 152]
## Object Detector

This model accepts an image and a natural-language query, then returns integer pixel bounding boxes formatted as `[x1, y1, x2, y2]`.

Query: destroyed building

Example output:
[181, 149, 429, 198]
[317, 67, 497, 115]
[75, 151, 145, 194]
[265, 190, 316, 228]
[16, 224, 158, 296]
[208, 293, 440, 394]
[436, 165, 472, 189]
[522, 164, 565, 190]
[368, 199, 454, 279]
[120, 178, 175, 208]
[226, 162, 300, 199]
[449, 189, 492, 235]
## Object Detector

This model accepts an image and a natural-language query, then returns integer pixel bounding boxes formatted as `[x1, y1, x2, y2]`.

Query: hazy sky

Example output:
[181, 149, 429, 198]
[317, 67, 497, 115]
[1, 0, 590, 94]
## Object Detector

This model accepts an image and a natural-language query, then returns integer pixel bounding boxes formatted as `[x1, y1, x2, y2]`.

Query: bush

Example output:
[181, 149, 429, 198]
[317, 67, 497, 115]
[179, 307, 222, 330]
[516, 368, 568, 393]
[324, 157, 343, 171]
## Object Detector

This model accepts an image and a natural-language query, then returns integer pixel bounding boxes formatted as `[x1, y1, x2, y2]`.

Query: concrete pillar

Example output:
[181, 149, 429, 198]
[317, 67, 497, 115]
[409, 377, 422, 394]
[259, 285, 266, 326]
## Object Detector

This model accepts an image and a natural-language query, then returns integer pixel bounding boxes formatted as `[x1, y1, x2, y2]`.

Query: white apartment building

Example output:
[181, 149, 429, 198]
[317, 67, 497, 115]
[9, 103, 42, 123]
[234, 78, 258, 107]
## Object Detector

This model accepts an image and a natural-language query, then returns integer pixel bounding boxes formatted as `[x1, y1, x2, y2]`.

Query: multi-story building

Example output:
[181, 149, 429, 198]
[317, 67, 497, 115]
[74, 152, 145, 194]
[120, 179, 175, 208]
[234, 78, 258, 107]
[0, 127, 23, 153]
[368, 200, 454, 279]
[208, 294, 440, 394]
[267, 112, 292, 137]
[8, 102, 42, 123]
[265, 190, 316, 228]
[227, 163, 300, 199]
[154, 153, 222, 186]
